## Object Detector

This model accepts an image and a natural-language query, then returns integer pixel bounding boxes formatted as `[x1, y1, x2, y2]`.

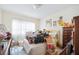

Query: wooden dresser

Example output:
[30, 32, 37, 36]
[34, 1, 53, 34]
[62, 27, 72, 48]
[72, 16, 79, 55]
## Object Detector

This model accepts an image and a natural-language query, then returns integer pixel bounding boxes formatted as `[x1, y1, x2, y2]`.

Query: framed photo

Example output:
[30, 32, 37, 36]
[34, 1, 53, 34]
[46, 19, 52, 27]
[53, 21, 57, 26]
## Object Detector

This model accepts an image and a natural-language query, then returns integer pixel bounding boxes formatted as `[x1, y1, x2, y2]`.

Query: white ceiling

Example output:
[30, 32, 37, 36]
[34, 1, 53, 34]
[0, 4, 79, 19]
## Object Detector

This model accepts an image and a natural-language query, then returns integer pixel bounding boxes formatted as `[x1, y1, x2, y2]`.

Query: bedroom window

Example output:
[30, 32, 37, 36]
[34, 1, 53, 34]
[12, 19, 35, 40]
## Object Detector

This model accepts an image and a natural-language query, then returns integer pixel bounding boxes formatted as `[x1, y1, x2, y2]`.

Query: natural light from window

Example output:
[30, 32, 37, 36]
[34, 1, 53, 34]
[12, 19, 35, 40]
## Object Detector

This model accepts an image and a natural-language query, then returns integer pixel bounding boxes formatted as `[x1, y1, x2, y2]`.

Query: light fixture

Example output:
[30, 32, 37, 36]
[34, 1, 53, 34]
[33, 4, 43, 9]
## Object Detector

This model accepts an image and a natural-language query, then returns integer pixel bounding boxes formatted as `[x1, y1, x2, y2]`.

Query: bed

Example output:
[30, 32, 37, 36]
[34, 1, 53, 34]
[10, 42, 46, 55]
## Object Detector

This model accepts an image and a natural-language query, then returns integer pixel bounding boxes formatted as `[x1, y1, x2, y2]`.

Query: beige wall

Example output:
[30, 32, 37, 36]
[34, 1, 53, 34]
[0, 9, 2, 24]
[0, 10, 40, 32]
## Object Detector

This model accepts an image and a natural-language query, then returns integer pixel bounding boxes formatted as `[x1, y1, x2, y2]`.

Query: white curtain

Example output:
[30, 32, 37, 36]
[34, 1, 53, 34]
[12, 19, 35, 40]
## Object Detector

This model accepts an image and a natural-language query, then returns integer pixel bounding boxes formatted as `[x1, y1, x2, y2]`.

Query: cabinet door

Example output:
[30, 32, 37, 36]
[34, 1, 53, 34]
[73, 16, 79, 55]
